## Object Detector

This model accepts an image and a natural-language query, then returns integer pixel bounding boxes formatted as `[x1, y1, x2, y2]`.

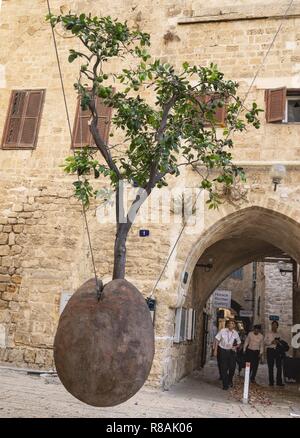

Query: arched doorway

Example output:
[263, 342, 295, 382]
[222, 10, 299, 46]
[162, 205, 300, 387]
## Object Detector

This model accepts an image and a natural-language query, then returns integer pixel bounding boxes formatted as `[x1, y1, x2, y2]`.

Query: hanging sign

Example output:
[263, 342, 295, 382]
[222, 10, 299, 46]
[240, 310, 253, 317]
[269, 315, 280, 321]
[213, 290, 231, 309]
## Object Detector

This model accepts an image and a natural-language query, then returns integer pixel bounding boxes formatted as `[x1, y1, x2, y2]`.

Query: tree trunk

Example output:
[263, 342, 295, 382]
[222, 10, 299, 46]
[113, 223, 130, 279]
[112, 184, 155, 279]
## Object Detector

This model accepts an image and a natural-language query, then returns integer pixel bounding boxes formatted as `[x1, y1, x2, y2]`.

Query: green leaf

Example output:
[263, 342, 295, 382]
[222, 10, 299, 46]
[68, 51, 78, 63]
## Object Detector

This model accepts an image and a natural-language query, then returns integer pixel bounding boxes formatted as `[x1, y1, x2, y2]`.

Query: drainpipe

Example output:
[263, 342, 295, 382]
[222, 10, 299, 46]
[292, 259, 300, 358]
[252, 262, 257, 326]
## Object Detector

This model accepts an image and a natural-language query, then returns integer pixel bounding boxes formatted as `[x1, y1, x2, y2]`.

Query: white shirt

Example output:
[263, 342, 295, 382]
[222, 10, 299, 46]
[243, 332, 264, 354]
[215, 328, 241, 350]
[264, 331, 282, 349]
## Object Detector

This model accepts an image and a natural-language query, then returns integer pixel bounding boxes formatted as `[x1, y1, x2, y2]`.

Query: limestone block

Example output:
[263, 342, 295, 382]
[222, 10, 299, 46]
[2, 256, 13, 267]
[24, 349, 36, 363]
[0, 310, 11, 323]
[0, 300, 8, 309]
[0, 234, 8, 244]
[10, 245, 22, 255]
[8, 348, 24, 363]
[1, 292, 16, 301]
[44, 349, 54, 368]
[0, 246, 10, 256]
[11, 275, 22, 284]
[23, 204, 36, 212]
[19, 212, 32, 218]
[9, 301, 19, 311]
[8, 232, 15, 246]
[0, 274, 10, 283]
[35, 349, 46, 364]
[12, 204, 23, 212]
[0, 348, 6, 361]
[7, 211, 18, 218]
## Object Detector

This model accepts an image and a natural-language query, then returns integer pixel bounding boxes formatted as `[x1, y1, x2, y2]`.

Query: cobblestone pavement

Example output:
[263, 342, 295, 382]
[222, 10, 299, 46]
[0, 360, 300, 418]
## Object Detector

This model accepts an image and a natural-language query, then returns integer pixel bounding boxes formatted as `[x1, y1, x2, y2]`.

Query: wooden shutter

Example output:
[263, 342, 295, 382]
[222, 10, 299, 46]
[72, 95, 113, 148]
[72, 103, 91, 148]
[213, 101, 226, 126]
[1, 90, 45, 149]
[265, 87, 286, 122]
[92, 98, 113, 146]
[195, 94, 226, 126]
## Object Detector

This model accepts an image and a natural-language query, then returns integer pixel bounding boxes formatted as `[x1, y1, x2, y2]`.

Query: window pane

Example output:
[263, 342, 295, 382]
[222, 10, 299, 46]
[230, 268, 243, 280]
[26, 91, 42, 117]
[11, 92, 26, 116]
[20, 118, 36, 144]
[6, 117, 21, 143]
[288, 99, 300, 122]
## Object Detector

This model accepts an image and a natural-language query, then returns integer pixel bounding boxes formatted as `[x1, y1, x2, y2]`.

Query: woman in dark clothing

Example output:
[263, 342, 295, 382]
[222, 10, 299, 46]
[236, 329, 246, 375]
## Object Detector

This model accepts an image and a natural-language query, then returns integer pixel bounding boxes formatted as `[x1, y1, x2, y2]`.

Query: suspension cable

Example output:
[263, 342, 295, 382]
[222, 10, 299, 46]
[46, 0, 102, 300]
[149, 0, 294, 298]
[46, 0, 294, 301]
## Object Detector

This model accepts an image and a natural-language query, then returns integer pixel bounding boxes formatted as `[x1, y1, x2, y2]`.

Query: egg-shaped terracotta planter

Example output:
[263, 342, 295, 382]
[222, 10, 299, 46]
[54, 278, 155, 407]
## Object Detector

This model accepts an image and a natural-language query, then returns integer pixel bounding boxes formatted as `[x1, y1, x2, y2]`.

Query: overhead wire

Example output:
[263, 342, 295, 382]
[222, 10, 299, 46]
[46, 0, 294, 302]
[46, 0, 102, 300]
[149, 0, 294, 298]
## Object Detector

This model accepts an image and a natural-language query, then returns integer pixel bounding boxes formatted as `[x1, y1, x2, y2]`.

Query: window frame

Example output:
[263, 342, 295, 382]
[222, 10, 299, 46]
[1, 89, 46, 150]
[71, 91, 114, 149]
[284, 94, 300, 124]
[265, 87, 300, 124]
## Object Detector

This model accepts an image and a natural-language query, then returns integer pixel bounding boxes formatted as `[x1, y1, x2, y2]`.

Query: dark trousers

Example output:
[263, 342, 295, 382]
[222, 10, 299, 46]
[267, 348, 283, 385]
[245, 348, 260, 381]
[219, 347, 236, 389]
[217, 346, 222, 378]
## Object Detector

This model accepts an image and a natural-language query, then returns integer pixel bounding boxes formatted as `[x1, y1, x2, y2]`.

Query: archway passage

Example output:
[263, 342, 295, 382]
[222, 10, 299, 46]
[171, 206, 300, 388]
[183, 206, 300, 326]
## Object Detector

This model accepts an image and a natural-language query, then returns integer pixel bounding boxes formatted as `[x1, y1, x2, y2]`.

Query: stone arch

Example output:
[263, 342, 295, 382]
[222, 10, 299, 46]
[174, 204, 300, 307]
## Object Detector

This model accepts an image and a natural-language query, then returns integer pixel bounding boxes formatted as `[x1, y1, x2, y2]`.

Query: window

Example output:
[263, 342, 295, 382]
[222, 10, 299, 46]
[174, 307, 186, 343]
[265, 88, 300, 123]
[72, 94, 113, 148]
[230, 268, 243, 280]
[286, 96, 300, 123]
[195, 94, 226, 126]
[186, 309, 196, 341]
[1, 89, 45, 149]
[174, 307, 196, 343]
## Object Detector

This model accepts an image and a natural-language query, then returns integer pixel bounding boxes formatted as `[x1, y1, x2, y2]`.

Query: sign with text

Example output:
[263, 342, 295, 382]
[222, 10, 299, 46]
[239, 310, 253, 317]
[269, 315, 280, 321]
[213, 290, 231, 309]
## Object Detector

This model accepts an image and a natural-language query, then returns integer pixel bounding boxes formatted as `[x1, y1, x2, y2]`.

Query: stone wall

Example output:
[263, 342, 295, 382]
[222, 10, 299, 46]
[1, 1, 300, 387]
[263, 262, 293, 344]
[218, 264, 255, 312]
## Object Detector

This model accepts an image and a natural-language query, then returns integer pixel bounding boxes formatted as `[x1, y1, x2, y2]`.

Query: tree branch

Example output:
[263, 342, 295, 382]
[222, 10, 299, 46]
[146, 94, 177, 190]
[88, 99, 122, 180]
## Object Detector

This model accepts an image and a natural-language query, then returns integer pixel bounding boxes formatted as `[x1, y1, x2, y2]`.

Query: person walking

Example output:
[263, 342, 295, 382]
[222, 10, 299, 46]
[212, 320, 228, 380]
[214, 319, 241, 390]
[243, 324, 264, 383]
[236, 328, 246, 376]
[264, 321, 285, 387]
[211, 322, 222, 380]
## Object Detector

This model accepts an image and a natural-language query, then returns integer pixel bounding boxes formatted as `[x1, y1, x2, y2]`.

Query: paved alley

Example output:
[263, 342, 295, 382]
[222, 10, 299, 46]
[0, 360, 299, 418]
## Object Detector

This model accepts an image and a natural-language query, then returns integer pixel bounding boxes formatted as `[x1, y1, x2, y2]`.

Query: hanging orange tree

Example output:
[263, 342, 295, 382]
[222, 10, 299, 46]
[47, 13, 262, 280]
